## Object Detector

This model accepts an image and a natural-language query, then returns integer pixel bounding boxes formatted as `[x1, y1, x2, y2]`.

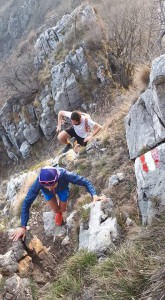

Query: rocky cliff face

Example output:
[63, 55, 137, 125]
[0, 4, 111, 165]
[0, 0, 38, 58]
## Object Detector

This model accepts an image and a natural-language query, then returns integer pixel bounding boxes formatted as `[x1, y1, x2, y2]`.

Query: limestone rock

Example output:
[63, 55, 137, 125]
[125, 54, 165, 159]
[79, 200, 119, 255]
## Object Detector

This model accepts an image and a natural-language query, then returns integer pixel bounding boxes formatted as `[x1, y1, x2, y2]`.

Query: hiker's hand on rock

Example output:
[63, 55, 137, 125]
[93, 195, 107, 203]
[11, 227, 26, 242]
[84, 134, 92, 143]
[56, 125, 61, 133]
[93, 195, 101, 202]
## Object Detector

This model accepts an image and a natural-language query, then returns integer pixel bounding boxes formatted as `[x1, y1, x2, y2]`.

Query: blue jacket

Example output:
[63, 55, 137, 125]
[21, 167, 96, 226]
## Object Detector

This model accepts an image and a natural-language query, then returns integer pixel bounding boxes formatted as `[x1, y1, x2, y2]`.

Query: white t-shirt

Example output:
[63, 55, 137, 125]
[63, 111, 96, 138]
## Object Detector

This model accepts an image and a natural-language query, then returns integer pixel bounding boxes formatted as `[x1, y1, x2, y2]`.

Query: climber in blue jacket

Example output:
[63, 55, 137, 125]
[12, 166, 100, 241]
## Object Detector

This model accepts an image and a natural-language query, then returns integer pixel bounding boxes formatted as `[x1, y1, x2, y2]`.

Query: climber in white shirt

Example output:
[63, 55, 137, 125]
[56, 110, 103, 153]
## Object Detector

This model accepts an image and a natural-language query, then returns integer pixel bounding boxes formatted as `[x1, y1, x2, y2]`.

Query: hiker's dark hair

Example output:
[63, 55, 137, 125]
[71, 111, 81, 122]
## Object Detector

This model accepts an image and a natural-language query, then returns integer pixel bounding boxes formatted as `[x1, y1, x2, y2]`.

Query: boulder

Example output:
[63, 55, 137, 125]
[19, 141, 31, 158]
[4, 274, 33, 300]
[43, 211, 66, 238]
[125, 54, 165, 159]
[79, 200, 119, 255]
[125, 88, 165, 159]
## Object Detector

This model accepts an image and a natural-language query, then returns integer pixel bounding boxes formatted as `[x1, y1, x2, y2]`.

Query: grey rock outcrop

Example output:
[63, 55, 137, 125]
[79, 200, 119, 255]
[23, 123, 40, 144]
[0, 250, 18, 275]
[135, 144, 165, 225]
[4, 274, 33, 300]
[51, 47, 88, 114]
[0, 98, 42, 160]
[39, 93, 57, 139]
[0, 0, 37, 58]
[34, 5, 99, 68]
[125, 54, 165, 159]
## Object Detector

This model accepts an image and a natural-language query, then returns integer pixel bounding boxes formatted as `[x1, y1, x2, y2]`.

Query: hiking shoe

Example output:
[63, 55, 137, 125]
[62, 143, 72, 153]
[55, 211, 63, 226]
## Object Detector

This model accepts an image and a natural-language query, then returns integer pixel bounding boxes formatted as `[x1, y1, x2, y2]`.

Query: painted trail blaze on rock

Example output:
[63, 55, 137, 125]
[140, 148, 160, 172]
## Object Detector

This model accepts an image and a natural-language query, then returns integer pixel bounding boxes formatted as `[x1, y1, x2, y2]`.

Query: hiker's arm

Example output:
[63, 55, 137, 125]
[64, 171, 97, 198]
[56, 111, 71, 132]
[84, 123, 103, 142]
[21, 178, 41, 226]
[11, 178, 40, 241]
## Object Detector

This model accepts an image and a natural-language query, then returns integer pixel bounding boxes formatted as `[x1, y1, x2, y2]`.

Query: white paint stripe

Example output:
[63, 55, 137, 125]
[145, 151, 155, 171]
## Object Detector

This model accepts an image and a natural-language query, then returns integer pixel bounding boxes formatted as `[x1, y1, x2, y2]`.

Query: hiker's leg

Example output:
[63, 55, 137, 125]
[59, 200, 67, 213]
[57, 188, 69, 213]
[47, 197, 60, 213]
[56, 189, 69, 224]
[57, 130, 71, 145]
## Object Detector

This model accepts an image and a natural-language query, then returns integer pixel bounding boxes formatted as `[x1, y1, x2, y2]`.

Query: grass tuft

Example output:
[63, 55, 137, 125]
[47, 251, 97, 299]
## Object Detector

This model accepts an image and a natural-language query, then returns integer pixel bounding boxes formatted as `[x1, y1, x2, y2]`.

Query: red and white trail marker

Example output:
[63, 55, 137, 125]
[139, 148, 160, 173]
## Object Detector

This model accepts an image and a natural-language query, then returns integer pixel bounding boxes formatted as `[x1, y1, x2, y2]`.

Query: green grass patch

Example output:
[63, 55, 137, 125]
[80, 206, 90, 223]
[0, 277, 5, 294]
[47, 274, 81, 299]
[47, 251, 97, 299]
[65, 250, 97, 277]
[29, 276, 38, 300]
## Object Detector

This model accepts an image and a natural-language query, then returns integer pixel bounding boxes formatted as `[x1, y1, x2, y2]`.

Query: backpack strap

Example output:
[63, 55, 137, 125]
[84, 118, 90, 132]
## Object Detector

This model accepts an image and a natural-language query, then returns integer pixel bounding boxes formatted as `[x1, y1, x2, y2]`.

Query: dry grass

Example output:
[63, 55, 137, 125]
[12, 171, 38, 216]
[88, 241, 151, 300]
[133, 64, 151, 90]
[38, 60, 52, 85]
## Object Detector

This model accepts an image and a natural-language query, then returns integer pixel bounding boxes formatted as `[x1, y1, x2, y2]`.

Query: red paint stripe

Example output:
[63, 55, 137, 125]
[143, 162, 149, 172]
[140, 154, 149, 172]
[140, 155, 145, 164]
[151, 148, 160, 167]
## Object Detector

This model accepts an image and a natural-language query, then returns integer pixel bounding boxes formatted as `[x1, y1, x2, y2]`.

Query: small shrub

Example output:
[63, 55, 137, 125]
[33, 97, 41, 108]
[80, 206, 90, 223]
[38, 63, 51, 85]
[133, 65, 151, 89]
